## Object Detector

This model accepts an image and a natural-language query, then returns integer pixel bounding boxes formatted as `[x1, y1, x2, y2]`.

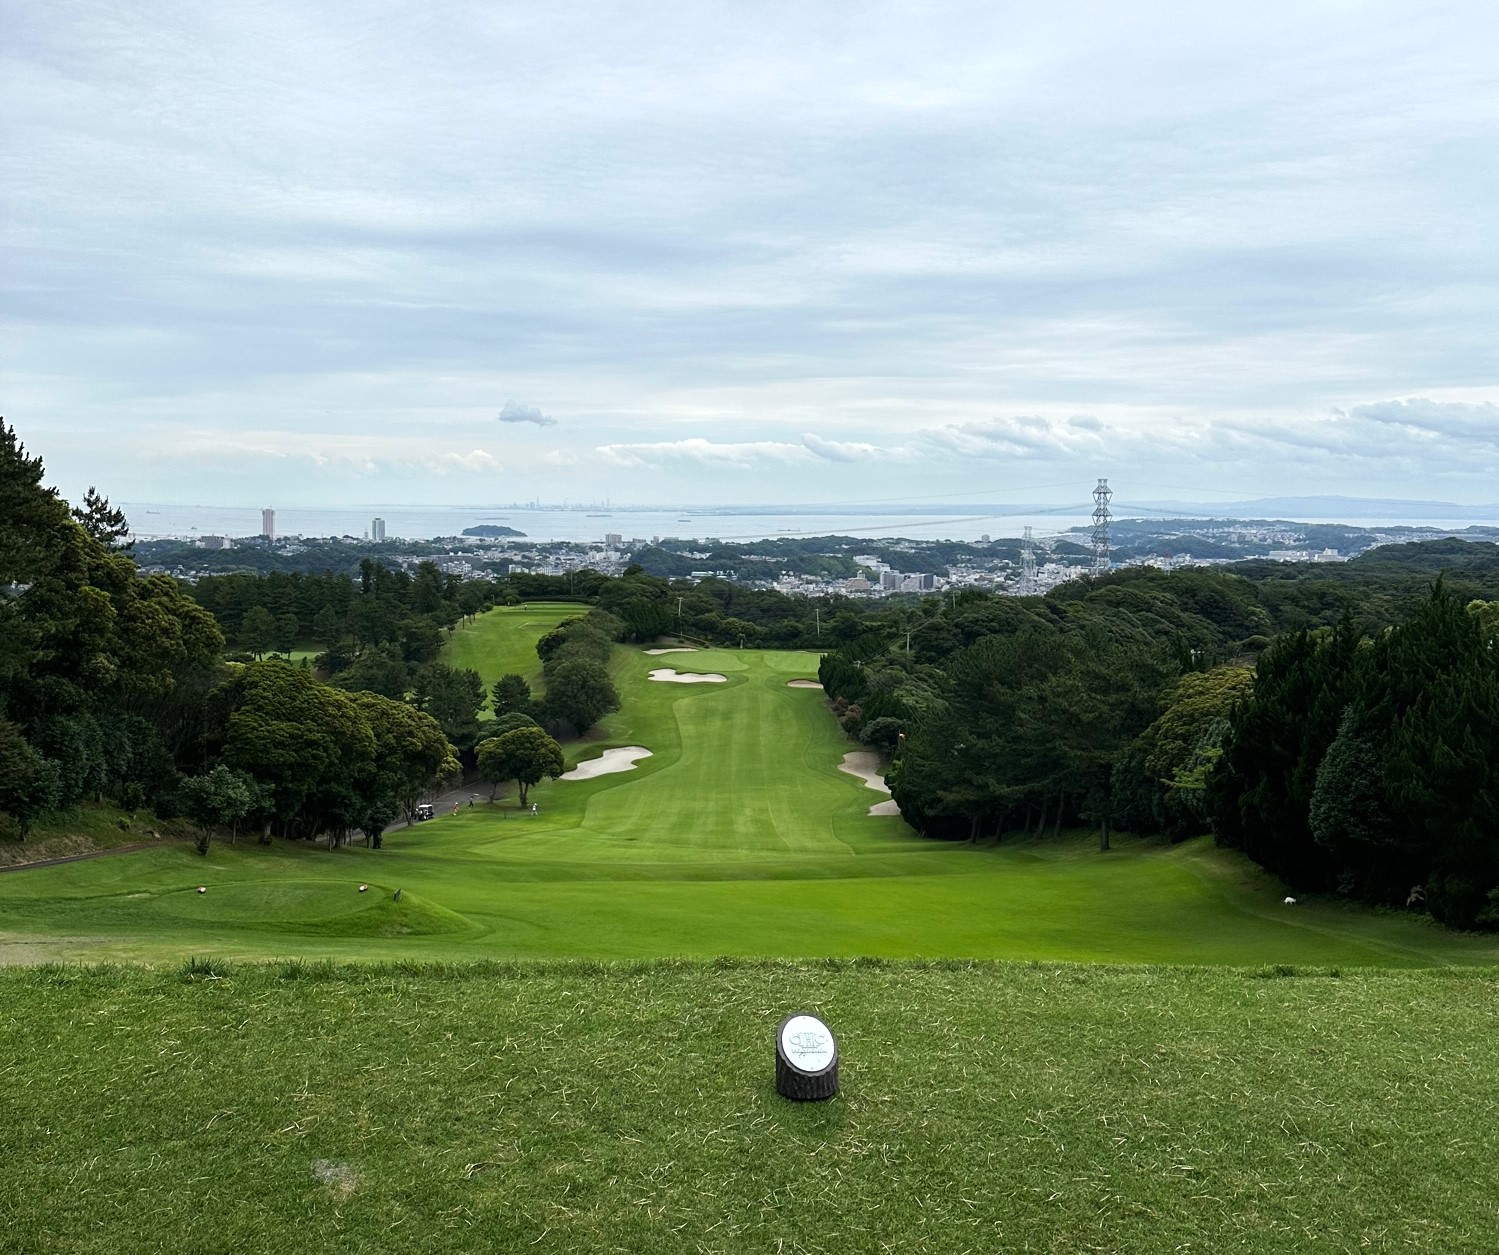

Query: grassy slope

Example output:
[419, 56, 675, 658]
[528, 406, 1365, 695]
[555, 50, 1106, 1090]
[441, 602, 584, 703]
[3, 960, 1496, 1254]
[0, 804, 195, 866]
[1, 642, 1494, 967]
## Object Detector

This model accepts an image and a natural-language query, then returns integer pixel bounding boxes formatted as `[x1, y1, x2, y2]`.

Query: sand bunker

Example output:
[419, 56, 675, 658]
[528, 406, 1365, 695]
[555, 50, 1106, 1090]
[838, 751, 901, 817]
[643, 647, 697, 655]
[560, 746, 653, 781]
[648, 668, 727, 683]
[786, 679, 823, 689]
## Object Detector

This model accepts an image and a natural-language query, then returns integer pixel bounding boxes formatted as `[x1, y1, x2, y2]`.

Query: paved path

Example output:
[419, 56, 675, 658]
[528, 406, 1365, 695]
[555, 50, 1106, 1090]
[384, 779, 504, 833]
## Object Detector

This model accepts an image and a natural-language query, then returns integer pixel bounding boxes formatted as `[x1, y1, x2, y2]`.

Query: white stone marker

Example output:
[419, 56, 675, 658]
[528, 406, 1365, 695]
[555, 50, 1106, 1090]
[775, 1012, 839, 1101]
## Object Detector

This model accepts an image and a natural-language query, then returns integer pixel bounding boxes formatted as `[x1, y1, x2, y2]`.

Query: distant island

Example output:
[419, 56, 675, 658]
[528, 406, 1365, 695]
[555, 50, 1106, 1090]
[463, 524, 527, 538]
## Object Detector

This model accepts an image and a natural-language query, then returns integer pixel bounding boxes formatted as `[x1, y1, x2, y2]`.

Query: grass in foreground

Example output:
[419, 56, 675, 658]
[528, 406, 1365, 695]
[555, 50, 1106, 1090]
[2, 645, 1496, 967]
[3, 959, 1495, 1253]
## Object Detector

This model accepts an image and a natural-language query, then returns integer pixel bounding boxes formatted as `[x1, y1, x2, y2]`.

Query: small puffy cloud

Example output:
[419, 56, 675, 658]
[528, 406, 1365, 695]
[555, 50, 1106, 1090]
[497, 401, 557, 427]
[423, 449, 501, 474]
[595, 438, 814, 469]
[801, 432, 881, 462]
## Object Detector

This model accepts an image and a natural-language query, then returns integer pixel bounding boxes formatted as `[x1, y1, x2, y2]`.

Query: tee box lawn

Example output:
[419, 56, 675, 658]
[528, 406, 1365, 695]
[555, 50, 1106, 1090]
[3, 959, 1497, 1253]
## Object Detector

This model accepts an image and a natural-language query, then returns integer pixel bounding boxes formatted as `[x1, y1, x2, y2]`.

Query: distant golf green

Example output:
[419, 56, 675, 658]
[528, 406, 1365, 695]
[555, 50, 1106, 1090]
[2, 635, 1495, 967]
[441, 601, 583, 699]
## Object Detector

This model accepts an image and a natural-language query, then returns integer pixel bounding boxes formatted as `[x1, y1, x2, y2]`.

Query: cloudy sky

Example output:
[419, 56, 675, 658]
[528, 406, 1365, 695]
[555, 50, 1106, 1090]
[5, 1, 1499, 509]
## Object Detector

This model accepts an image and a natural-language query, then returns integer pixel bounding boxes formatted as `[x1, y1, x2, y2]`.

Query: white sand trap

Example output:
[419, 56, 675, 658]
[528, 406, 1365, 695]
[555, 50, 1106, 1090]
[643, 647, 698, 655]
[838, 751, 902, 816]
[560, 745, 653, 781]
[787, 679, 824, 689]
[648, 668, 727, 683]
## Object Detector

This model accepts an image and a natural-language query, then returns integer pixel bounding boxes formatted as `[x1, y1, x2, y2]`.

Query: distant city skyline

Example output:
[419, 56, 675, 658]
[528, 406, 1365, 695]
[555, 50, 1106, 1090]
[7, 3, 1498, 509]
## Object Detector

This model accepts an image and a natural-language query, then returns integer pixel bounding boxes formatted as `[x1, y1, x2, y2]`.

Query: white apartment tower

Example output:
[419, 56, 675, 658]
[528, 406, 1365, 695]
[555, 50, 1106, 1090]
[261, 508, 276, 540]
[371, 517, 386, 542]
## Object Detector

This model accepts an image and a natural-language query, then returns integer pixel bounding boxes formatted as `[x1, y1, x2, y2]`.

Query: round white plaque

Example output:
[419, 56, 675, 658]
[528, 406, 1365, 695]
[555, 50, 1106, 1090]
[779, 1014, 836, 1073]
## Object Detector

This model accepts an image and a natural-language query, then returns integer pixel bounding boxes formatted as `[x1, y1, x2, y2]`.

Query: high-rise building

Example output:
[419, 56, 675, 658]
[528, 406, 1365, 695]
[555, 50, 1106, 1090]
[605, 531, 622, 546]
[261, 508, 276, 541]
[371, 517, 386, 542]
[879, 571, 900, 591]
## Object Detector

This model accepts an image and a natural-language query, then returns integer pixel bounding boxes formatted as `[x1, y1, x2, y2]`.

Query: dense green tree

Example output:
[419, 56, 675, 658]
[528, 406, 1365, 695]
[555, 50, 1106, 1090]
[349, 690, 458, 833]
[331, 645, 410, 700]
[542, 658, 620, 734]
[312, 605, 343, 650]
[490, 712, 540, 736]
[1308, 708, 1399, 896]
[240, 606, 276, 659]
[491, 673, 533, 719]
[222, 660, 376, 840]
[476, 726, 564, 805]
[273, 612, 301, 656]
[859, 717, 903, 754]
[179, 764, 257, 850]
[70, 486, 131, 551]
[412, 662, 486, 754]
[1115, 667, 1253, 840]
[0, 718, 59, 839]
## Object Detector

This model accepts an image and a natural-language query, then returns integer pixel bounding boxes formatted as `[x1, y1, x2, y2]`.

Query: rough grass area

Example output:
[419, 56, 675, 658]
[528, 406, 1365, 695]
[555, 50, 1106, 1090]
[0, 803, 194, 867]
[441, 601, 585, 703]
[3, 960, 1496, 1253]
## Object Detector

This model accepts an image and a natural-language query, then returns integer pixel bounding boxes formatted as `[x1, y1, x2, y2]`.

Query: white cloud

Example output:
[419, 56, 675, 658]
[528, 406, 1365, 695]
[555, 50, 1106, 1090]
[923, 415, 1112, 459]
[9, 3, 1499, 506]
[595, 438, 814, 469]
[497, 401, 558, 427]
[801, 433, 882, 462]
[1347, 398, 1499, 444]
[162, 430, 502, 475]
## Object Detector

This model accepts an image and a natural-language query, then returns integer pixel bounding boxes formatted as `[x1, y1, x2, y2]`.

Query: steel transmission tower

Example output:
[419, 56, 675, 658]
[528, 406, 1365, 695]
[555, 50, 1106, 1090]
[1020, 525, 1038, 595]
[1091, 478, 1113, 574]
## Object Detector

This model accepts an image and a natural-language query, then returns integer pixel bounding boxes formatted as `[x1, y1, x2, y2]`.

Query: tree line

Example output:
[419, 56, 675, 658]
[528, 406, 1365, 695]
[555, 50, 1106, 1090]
[818, 559, 1499, 930]
[0, 419, 458, 847]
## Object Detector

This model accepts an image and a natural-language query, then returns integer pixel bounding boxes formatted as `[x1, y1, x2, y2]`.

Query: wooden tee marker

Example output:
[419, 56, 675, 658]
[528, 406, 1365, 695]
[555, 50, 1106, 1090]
[775, 1013, 838, 1101]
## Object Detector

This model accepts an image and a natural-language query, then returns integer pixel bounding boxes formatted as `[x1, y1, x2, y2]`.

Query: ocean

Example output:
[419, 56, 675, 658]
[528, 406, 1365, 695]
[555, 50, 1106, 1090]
[119, 501, 1499, 546]
[120, 503, 1102, 545]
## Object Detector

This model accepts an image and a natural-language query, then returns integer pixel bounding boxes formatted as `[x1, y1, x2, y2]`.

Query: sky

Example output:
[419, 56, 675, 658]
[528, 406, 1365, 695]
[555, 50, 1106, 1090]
[5, 1, 1499, 511]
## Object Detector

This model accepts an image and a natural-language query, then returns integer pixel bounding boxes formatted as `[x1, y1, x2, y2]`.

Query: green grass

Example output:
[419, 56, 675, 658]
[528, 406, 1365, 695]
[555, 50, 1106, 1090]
[3, 959, 1497, 1252]
[2, 647, 1495, 968]
[441, 602, 585, 701]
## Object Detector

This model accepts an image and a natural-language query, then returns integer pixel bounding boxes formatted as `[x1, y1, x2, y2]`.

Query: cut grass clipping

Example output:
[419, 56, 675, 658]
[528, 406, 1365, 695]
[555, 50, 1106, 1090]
[2, 629, 1497, 966]
[4, 960, 1497, 1253]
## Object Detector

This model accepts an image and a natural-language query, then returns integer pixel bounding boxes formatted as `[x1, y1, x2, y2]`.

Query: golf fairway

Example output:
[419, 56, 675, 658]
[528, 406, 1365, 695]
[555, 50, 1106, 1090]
[1, 633, 1496, 967]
